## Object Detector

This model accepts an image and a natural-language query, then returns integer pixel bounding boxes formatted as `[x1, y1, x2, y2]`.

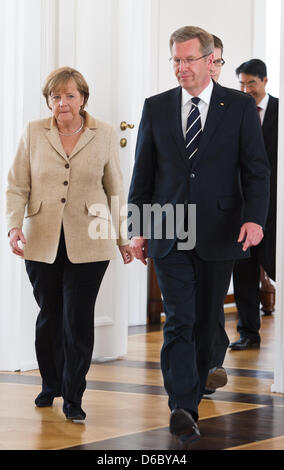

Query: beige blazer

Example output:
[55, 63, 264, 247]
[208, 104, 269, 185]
[6, 112, 129, 263]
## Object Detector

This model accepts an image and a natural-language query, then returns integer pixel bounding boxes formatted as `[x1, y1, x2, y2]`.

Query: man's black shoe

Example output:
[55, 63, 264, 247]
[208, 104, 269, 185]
[169, 409, 200, 443]
[203, 366, 228, 396]
[35, 392, 54, 407]
[206, 366, 227, 389]
[203, 388, 216, 395]
[63, 402, 86, 422]
[229, 337, 260, 350]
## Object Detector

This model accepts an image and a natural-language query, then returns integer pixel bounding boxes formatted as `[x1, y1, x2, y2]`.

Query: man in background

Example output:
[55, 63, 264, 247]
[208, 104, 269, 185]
[230, 59, 278, 350]
[210, 35, 225, 83]
[205, 34, 229, 395]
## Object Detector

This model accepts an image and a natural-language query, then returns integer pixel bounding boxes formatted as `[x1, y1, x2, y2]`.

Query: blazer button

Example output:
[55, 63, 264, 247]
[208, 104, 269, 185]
[61, 198, 66, 203]
[63, 181, 68, 186]
[65, 163, 70, 169]
[190, 173, 196, 179]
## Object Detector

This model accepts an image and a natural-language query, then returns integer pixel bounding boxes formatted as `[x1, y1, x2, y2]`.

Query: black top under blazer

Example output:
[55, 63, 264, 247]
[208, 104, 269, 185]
[128, 81, 270, 261]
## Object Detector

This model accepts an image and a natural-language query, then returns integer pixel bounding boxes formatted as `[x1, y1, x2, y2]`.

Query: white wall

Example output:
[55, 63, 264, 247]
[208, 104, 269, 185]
[155, 0, 280, 96]
[156, 0, 255, 93]
[0, 0, 46, 371]
[265, 0, 281, 97]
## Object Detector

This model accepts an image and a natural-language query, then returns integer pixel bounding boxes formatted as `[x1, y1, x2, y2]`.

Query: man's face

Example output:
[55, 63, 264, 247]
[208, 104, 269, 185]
[238, 73, 268, 104]
[172, 38, 213, 94]
[210, 47, 223, 82]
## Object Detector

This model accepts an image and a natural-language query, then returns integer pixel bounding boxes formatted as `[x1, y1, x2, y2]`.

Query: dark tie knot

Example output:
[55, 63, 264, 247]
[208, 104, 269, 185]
[191, 97, 200, 106]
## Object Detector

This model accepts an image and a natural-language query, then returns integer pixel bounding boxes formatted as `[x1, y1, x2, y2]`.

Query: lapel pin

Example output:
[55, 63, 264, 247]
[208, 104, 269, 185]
[220, 102, 225, 106]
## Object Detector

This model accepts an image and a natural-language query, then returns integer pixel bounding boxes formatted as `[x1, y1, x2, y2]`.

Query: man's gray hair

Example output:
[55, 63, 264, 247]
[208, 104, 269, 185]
[169, 26, 214, 56]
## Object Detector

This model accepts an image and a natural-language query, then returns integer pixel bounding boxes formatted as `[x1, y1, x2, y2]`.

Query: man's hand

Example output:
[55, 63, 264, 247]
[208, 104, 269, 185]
[238, 222, 264, 251]
[9, 228, 26, 257]
[129, 236, 148, 265]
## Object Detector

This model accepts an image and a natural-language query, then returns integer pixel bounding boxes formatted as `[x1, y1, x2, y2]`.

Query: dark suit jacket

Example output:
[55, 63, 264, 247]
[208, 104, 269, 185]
[257, 94, 278, 280]
[128, 81, 270, 261]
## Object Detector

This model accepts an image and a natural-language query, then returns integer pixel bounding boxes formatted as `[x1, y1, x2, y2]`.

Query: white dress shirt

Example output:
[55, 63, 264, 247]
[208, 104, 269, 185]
[181, 79, 214, 138]
[257, 93, 269, 125]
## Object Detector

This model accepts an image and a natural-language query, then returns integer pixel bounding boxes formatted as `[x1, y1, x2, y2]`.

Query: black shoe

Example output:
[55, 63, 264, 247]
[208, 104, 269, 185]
[63, 402, 86, 422]
[205, 366, 228, 392]
[35, 392, 54, 407]
[229, 337, 260, 350]
[169, 409, 200, 443]
[203, 388, 216, 395]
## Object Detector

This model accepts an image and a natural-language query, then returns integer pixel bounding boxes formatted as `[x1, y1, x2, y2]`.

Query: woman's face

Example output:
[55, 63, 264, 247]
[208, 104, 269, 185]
[48, 79, 84, 124]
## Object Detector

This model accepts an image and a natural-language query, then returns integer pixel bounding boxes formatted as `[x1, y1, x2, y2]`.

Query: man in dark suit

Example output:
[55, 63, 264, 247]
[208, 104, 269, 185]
[230, 59, 278, 351]
[128, 27, 270, 442]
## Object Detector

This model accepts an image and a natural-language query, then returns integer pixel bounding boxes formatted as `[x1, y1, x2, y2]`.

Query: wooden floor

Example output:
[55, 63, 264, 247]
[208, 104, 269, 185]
[1, 309, 284, 451]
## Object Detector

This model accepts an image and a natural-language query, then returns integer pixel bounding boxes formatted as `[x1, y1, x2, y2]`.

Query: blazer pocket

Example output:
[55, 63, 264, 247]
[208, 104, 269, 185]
[218, 196, 240, 212]
[85, 201, 110, 220]
[25, 200, 42, 218]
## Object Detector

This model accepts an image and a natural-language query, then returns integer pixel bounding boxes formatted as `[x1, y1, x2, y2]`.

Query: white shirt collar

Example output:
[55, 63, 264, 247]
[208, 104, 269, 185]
[257, 93, 269, 112]
[182, 79, 214, 107]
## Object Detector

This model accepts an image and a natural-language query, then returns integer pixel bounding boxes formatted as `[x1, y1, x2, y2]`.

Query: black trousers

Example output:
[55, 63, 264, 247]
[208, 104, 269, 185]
[209, 307, 229, 369]
[153, 244, 233, 420]
[232, 247, 261, 343]
[25, 228, 109, 405]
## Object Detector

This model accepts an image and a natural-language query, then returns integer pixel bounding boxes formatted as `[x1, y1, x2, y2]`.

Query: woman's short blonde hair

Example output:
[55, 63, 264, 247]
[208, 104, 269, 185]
[42, 66, 89, 113]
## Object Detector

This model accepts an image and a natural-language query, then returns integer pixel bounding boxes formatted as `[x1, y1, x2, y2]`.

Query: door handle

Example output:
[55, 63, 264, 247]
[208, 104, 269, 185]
[120, 121, 135, 131]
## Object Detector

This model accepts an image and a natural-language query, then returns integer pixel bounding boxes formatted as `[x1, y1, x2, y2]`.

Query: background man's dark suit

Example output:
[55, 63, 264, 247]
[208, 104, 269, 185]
[258, 94, 278, 280]
[232, 94, 278, 344]
[128, 81, 270, 420]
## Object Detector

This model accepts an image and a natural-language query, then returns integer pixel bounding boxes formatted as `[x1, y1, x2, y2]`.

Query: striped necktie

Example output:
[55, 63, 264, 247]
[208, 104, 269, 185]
[185, 97, 202, 161]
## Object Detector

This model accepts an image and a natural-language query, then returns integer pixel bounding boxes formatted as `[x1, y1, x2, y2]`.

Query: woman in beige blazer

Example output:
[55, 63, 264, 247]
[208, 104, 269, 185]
[6, 67, 133, 422]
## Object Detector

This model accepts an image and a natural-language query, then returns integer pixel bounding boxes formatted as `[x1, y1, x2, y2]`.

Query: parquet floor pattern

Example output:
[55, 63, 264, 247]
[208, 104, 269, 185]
[1, 310, 283, 450]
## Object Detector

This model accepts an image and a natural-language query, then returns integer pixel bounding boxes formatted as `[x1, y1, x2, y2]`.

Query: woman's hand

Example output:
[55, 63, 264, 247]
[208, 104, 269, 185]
[9, 228, 26, 257]
[119, 244, 134, 264]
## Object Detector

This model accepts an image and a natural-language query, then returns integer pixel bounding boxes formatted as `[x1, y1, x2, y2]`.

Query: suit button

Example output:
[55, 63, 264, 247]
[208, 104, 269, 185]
[65, 163, 70, 169]
[63, 181, 68, 186]
[61, 198, 66, 203]
[190, 173, 196, 179]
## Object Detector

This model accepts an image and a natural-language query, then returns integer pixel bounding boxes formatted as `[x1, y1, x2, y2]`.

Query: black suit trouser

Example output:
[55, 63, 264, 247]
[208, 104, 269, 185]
[209, 307, 229, 369]
[153, 244, 233, 420]
[210, 249, 261, 367]
[232, 247, 261, 343]
[25, 228, 109, 405]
